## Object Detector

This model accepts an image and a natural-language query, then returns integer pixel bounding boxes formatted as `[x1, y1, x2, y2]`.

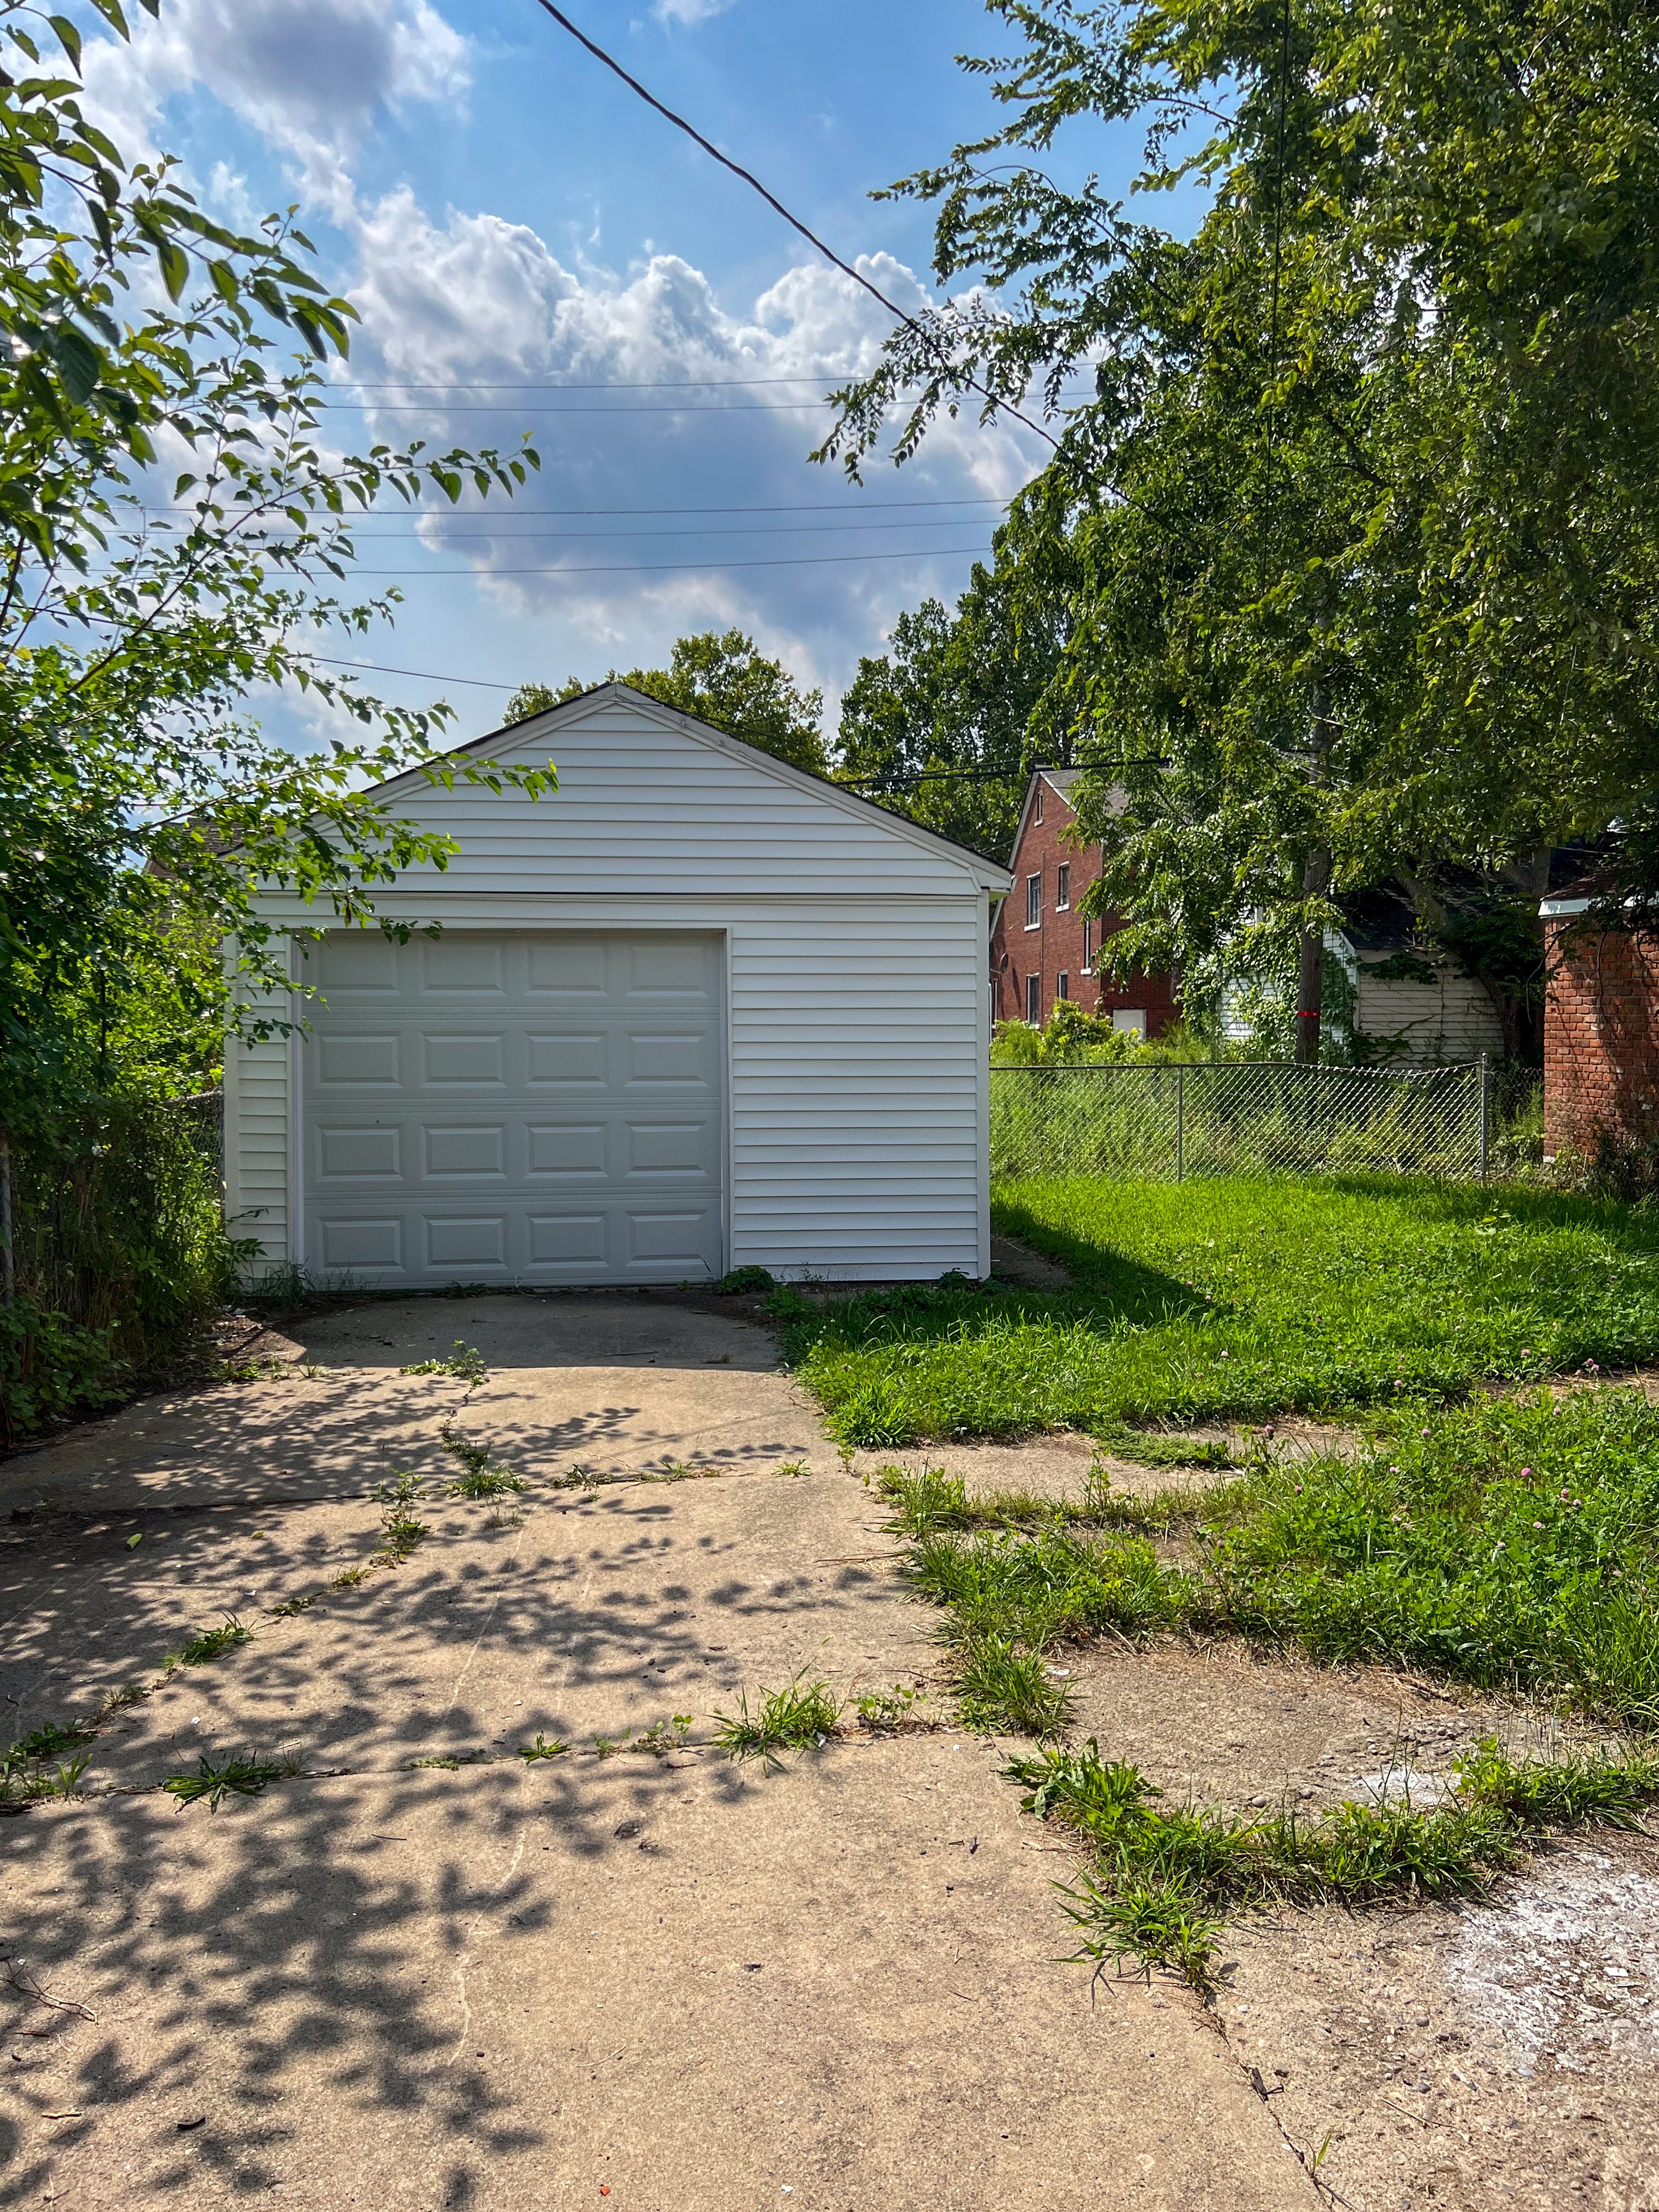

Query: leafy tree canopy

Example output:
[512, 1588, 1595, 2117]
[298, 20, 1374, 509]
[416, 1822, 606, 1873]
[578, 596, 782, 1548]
[821, 0, 1659, 1051]
[834, 523, 1076, 858]
[506, 629, 826, 775]
[0, 0, 553, 1130]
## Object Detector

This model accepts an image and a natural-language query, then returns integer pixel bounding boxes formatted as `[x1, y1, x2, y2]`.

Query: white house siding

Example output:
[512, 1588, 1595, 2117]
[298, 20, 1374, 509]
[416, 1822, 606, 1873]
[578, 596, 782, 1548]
[1354, 957, 1504, 1063]
[233, 688, 1005, 1284]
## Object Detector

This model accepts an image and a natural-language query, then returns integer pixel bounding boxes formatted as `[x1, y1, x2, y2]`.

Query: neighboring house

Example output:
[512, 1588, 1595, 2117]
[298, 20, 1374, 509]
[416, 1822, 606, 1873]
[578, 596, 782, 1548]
[227, 681, 1011, 1288]
[989, 768, 1180, 1035]
[1540, 896, 1659, 1158]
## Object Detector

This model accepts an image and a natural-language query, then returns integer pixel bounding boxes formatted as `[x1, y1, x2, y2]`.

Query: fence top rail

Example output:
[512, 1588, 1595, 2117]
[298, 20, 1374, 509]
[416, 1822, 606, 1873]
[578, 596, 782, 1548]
[990, 1060, 1485, 1078]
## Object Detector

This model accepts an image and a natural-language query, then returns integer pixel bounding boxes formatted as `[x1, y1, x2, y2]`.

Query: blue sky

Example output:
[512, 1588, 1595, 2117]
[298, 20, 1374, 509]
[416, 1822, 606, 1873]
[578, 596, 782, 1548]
[76, 0, 1147, 748]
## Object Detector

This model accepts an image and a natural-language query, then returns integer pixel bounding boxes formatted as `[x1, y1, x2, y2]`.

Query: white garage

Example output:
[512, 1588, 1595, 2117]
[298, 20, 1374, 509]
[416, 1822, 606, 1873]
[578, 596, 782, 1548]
[227, 681, 1010, 1288]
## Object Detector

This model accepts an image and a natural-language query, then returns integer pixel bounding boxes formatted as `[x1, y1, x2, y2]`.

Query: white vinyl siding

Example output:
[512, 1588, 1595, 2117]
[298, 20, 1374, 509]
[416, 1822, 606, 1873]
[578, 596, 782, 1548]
[236, 688, 1007, 1284]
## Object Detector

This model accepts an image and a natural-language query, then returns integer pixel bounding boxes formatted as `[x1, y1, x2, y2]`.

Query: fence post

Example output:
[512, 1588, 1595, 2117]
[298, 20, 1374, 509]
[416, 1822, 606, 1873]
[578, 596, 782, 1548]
[0, 1131, 13, 1304]
[1477, 1054, 1489, 1183]
[1176, 1065, 1185, 1184]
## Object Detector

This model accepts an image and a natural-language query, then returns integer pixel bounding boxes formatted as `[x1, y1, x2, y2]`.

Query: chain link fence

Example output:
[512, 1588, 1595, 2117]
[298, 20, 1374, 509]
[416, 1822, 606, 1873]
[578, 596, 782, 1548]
[990, 1059, 1541, 1184]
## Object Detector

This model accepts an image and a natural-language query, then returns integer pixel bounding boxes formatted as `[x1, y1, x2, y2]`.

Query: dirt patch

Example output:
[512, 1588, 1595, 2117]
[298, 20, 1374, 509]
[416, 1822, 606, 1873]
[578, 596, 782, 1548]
[1210, 1829, 1659, 2209]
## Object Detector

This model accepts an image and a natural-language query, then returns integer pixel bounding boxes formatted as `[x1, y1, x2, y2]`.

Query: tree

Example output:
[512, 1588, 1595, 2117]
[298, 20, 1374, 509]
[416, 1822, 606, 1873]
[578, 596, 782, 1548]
[820, 0, 1659, 1059]
[0, 0, 553, 1136]
[508, 630, 826, 774]
[835, 525, 1076, 857]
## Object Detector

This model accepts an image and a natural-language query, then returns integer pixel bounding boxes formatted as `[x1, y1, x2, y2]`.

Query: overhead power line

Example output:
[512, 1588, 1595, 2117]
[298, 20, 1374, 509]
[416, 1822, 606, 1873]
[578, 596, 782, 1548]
[345, 545, 991, 577]
[133, 515, 998, 543]
[321, 376, 1098, 394]
[524, 0, 1059, 453]
[140, 496, 1005, 519]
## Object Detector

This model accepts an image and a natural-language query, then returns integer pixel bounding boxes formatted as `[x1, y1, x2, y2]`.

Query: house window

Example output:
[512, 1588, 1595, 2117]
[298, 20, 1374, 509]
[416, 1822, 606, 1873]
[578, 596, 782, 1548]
[1057, 974, 1070, 1004]
[1081, 918, 1094, 973]
[1111, 1008, 1148, 1039]
[1056, 862, 1070, 910]
[1034, 784, 1044, 825]
[1026, 874, 1041, 928]
[1026, 974, 1041, 1024]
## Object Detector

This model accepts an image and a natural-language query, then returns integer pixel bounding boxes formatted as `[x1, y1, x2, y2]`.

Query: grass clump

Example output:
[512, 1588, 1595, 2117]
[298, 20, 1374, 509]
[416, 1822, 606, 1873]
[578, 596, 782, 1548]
[164, 1616, 252, 1670]
[402, 1340, 488, 1385]
[1013, 1734, 1659, 1990]
[163, 1750, 300, 1812]
[439, 1423, 524, 1500]
[715, 1266, 774, 1294]
[713, 1675, 840, 1771]
[517, 1732, 569, 1762]
[786, 1176, 1659, 1447]
[1, 1721, 98, 1807]
[267, 1591, 320, 1617]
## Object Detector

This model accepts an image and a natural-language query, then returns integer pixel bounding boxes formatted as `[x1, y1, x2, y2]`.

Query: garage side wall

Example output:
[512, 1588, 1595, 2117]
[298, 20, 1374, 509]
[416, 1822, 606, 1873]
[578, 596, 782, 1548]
[728, 902, 987, 1279]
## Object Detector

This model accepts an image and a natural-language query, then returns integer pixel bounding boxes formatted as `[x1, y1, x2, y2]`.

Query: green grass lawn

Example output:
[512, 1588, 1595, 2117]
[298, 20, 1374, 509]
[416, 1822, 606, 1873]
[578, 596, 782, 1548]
[788, 1175, 1659, 1447]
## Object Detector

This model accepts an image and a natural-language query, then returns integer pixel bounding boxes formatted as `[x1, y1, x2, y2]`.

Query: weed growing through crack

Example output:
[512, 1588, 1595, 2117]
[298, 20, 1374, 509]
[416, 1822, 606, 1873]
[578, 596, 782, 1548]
[633, 1715, 694, 1755]
[855, 1684, 924, 1732]
[164, 1617, 252, 1671]
[163, 1751, 301, 1812]
[408, 1753, 461, 1770]
[402, 1340, 488, 1386]
[1, 1724, 97, 1807]
[439, 1423, 525, 1500]
[1010, 1735, 1659, 1990]
[331, 1566, 368, 1589]
[268, 1591, 320, 1617]
[775, 1460, 811, 1479]
[518, 1733, 569, 1762]
[713, 1676, 840, 1771]
[97, 1683, 148, 1716]
[371, 1472, 429, 1562]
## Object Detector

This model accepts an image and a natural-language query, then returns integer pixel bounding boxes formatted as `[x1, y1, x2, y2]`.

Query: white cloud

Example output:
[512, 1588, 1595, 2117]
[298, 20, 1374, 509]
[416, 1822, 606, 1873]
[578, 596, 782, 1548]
[79, 0, 469, 215]
[652, 0, 739, 23]
[334, 189, 1048, 696]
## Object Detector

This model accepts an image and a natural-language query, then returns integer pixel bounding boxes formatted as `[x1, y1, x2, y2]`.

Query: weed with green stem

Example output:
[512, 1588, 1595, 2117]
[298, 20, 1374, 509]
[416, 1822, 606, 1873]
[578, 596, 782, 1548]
[715, 1266, 775, 1295]
[162, 1750, 301, 1812]
[97, 1683, 148, 1716]
[163, 1616, 252, 1671]
[1012, 1734, 1659, 1990]
[632, 1715, 695, 1755]
[712, 1676, 840, 1771]
[369, 1471, 429, 1562]
[267, 1591, 320, 1617]
[1, 1722, 98, 1807]
[517, 1733, 569, 1762]
[855, 1684, 925, 1732]
[402, 1340, 488, 1386]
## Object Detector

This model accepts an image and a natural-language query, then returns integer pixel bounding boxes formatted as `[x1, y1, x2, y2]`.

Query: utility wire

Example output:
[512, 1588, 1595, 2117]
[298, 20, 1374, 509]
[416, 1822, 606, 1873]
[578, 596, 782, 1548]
[343, 545, 990, 577]
[525, 0, 1059, 452]
[138, 496, 1005, 519]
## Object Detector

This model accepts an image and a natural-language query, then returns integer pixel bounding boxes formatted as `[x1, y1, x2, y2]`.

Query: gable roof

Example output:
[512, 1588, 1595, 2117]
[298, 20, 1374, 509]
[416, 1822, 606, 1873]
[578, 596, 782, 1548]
[368, 680, 1011, 893]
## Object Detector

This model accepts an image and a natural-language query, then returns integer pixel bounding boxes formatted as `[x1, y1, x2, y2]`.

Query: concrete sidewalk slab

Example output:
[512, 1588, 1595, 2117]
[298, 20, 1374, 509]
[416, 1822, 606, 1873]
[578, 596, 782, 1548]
[1, 1752, 1312, 2211]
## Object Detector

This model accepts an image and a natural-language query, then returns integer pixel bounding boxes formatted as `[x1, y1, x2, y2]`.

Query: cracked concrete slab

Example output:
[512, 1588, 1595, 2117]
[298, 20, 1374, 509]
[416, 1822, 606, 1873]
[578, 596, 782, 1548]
[0, 1298, 1311, 2210]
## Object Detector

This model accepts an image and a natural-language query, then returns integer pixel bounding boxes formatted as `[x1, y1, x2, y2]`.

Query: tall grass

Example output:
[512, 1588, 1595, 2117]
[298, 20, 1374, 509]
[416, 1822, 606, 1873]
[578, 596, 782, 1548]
[787, 1175, 1659, 1448]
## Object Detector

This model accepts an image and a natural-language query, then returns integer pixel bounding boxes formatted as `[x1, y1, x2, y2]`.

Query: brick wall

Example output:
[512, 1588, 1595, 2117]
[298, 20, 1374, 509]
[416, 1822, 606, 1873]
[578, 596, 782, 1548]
[1543, 918, 1659, 1155]
[989, 779, 1180, 1032]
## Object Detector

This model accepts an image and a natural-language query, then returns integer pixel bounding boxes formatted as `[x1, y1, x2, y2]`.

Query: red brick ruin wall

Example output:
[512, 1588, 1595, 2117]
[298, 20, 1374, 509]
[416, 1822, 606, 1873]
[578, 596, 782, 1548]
[1543, 919, 1659, 1156]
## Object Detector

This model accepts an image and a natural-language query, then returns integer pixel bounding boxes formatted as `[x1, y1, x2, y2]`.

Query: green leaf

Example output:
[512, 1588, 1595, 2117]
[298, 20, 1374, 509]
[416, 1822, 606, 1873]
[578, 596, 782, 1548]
[155, 237, 189, 303]
[48, 325, 103, 405]
[47, 14, 82, 68]
[83, 0, 131, 35]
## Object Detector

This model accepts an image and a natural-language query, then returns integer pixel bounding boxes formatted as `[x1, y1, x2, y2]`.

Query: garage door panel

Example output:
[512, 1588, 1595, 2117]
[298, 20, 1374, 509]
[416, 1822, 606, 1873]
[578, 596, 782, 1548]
[318, 1125, 402, 1180]
[526, 1123, 608, 1177]
[319, 1217, 403, 1270]
[626, 1030, 715, 1086]
[316, 1034, 402, 1088]
[625, 1120, 714, 1177]
[424, 1215, 508, 1269]
[527, 1032, 607, 1086]
[527, 940, 607, 996]
[303, 933, 723, 1285]
[423, 938, 505, 995]
[422, 1033, 506, 1086]
[423, 1125, 507, 1179]
[315, 934, 401, 994]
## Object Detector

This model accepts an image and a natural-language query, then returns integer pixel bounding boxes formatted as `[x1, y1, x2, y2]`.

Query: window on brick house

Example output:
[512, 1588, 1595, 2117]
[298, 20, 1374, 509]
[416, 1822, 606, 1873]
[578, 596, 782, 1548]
[1057, 973, 1070, 1003]
[1026, 974, 1040, 1024]
[1081, 917, 1093, 973]
[1056, 862, 1070, 910]
[1026, 874, 1041, 927]
[1034, 784, 1044, 824]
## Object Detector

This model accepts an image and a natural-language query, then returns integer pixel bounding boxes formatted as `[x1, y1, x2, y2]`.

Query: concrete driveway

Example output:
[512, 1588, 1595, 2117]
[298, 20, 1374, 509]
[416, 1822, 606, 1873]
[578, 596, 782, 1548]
[1, 1295, 1310, 2210]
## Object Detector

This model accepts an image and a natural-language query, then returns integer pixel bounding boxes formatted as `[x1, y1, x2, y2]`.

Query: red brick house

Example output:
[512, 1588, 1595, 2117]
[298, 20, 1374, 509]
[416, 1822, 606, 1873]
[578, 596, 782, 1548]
[1541, 896, 1659, 1157]
[989, 768, 1180, 1034]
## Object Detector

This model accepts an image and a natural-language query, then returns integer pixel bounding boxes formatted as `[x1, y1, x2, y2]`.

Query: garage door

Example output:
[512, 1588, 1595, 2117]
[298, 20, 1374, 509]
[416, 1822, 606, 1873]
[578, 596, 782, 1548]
[301, 930, 725, 1285]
